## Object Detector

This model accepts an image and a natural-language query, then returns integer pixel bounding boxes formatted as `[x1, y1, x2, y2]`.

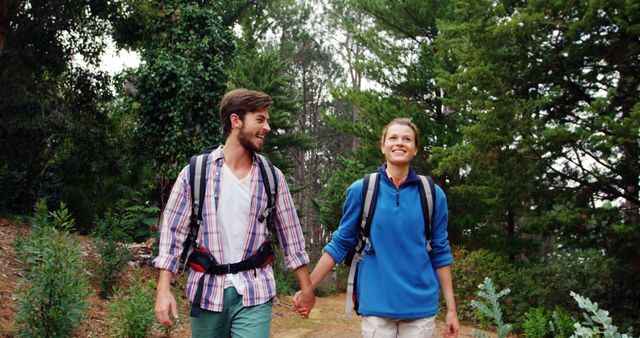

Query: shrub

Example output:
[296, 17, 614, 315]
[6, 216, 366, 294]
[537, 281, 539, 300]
[470, 277, 635, 338]
[522, 307, 549, 338]
[13, 201, 90, 338]
[107, 273, 156, 338]
[570, 291, 633, 338]
[95, 239, 132, 297]
[451, 248, 517, 322]
[93, 213, 133, 298]
[550, 307, 576, 338]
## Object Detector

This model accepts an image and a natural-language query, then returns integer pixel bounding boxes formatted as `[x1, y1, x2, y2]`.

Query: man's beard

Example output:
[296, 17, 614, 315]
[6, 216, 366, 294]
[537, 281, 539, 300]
[238, 126, 262, 153]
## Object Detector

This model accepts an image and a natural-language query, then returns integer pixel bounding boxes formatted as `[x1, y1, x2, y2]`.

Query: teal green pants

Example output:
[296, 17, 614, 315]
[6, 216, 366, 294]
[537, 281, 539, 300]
[190, 287, 273, 338]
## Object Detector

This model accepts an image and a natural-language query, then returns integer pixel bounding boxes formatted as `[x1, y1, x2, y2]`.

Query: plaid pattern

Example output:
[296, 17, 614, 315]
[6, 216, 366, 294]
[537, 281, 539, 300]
[152, 146, 309, 311]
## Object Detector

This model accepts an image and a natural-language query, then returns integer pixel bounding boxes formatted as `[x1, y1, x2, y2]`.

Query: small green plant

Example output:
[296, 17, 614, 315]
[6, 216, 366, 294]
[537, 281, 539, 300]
[550, 307, 576, 338]
[471, 277, 513, 338]
[107, 272, 156, 338]
[95, 239, 132, 297]
[570, 291, 633, 338]
[14, 200, 90, 338]
[93, 213, 133, 297]
[523, 307, 549, 338]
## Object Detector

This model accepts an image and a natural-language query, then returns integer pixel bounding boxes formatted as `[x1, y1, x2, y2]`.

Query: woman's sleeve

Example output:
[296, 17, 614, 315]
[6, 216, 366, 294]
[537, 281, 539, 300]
[323, 180, 363, 264]
[429, 184, 454, 268]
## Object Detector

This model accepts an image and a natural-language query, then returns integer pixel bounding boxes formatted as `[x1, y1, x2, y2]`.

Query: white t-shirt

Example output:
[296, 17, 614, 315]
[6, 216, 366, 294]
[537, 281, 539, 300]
[218, 163, 252, 293]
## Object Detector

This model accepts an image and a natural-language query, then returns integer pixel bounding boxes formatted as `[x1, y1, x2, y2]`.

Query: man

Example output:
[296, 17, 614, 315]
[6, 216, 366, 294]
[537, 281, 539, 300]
[153, 88, 315, 337]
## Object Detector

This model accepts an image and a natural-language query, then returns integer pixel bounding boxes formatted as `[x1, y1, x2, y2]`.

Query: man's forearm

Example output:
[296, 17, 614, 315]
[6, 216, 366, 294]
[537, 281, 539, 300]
[157, 269, 174, 292]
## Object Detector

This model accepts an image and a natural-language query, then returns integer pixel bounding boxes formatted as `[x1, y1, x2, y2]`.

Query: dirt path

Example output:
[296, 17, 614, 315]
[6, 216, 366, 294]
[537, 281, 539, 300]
[271, 294, 492, 338]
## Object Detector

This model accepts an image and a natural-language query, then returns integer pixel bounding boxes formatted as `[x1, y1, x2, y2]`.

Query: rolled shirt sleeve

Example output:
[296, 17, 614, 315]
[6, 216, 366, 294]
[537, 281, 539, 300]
[272, 167, 310, 270]
[151, 166, 192, 274]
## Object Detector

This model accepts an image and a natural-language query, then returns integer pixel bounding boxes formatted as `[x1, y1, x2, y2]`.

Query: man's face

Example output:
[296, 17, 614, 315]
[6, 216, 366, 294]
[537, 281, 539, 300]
[236, 108, 271, 153]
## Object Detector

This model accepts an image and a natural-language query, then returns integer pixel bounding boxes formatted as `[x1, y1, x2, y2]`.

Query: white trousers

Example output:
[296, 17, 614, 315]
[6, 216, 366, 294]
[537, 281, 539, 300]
[361, 315, 436, 338]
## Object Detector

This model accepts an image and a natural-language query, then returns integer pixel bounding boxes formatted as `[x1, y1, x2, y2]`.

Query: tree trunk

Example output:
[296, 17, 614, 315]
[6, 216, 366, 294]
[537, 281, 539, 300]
[0, 0, 20, 53]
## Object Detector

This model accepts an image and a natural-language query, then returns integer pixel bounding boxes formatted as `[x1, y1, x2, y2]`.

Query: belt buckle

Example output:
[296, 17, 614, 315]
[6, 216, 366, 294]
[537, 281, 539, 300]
[227, 265, 231, 274]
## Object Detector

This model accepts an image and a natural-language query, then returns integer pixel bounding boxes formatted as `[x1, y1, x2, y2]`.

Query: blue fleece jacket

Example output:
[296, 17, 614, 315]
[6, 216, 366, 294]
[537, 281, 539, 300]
[324, 165, 453, 319]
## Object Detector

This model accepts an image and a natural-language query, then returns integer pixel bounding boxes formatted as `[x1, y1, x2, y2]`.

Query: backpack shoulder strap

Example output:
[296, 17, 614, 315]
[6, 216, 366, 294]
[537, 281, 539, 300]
[361, 173, 380, 238]
[180, 148, 213, 269]
[417, 175, 436, 251]
[256, 154, 278, 228]
[345, 172, 380, 319]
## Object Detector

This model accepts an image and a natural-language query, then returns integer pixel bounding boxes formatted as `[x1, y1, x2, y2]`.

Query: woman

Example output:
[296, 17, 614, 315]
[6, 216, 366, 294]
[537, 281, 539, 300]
[295, 118, 459, 338]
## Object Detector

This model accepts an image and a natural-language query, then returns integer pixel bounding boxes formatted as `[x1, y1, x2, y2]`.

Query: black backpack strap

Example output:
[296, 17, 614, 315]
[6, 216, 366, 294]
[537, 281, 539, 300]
[256, 154, 278, 231]
[180, 148, 214, 271]
[417, 175, 436, 251]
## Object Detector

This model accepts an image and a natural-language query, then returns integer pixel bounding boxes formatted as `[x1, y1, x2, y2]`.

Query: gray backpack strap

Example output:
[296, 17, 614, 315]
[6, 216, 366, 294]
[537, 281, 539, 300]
[418, 175, 435, 252]
[345, 172, 379, 319]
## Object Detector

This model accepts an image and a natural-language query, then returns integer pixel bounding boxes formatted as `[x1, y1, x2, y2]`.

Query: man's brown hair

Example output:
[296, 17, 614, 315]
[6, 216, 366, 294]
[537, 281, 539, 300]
[219, 88, 273, 137]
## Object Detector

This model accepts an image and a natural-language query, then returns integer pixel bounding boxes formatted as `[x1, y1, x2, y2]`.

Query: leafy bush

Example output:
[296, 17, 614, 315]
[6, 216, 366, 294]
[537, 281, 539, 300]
[550, 307, 576, 338]
[451, 248, 517, 322]
[102, 202, 159, 243]
[93, 213, 133, 297]
[13, 201, 90, 338]
[470, 278, 635, 338]
[107, 273, 156, 338]
[522, 307, 549, 338]
[570, 292, 633, 338]
[95, 239, 132, 298]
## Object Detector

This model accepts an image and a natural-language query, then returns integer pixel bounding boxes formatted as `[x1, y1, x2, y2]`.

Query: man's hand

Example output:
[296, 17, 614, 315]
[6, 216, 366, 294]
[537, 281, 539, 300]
[443, 309, 460, 338]
[155, 270, 178, 326]
[155, 288, 178, 326]
[293, 288, 315, 318]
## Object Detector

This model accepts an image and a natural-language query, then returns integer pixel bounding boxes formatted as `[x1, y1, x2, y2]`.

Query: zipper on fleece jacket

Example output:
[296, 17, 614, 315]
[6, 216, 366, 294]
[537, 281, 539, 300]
[395, 188, 400, 206]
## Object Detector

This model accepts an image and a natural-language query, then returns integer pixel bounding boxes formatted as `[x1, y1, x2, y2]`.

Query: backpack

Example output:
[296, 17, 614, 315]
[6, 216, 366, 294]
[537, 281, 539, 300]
[178, 146, 279, 272]
[343, 172, 436, 318]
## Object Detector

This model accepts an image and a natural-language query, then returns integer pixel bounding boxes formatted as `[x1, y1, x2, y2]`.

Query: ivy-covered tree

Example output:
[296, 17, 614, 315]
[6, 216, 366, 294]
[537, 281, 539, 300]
[112, 0, 237, 206]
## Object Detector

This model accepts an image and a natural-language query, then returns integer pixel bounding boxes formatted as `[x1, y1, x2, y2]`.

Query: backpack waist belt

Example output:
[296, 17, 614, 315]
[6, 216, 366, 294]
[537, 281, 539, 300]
[189, 240, 275, 317]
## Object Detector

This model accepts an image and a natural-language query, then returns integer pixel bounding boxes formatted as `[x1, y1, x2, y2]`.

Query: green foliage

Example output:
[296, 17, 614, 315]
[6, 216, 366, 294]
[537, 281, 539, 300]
[571, 292, 634, 338]
[107, 273, 156, 338]
[13, 201, 90, 338]
[115, 0, 237, 201]
[471, 277, 513, 338]
[450, 249, 516, 322]
[0, 1, 116, 214]
[550, 307, 577, 338]
[228, 42, 311, 175]
[95, 239, 132, 298]
[523, 307, 550, 338]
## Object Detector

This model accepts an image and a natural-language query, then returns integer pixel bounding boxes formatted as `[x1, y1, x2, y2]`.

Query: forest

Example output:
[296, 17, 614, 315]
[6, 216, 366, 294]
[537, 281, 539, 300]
[0, 0, 638, 337]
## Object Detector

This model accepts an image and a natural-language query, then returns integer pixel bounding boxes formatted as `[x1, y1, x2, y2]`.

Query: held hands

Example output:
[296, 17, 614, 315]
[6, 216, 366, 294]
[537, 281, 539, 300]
[443, 309, 460, 338]
[155, 288, 179, 326]
[292, 288, 316, 318]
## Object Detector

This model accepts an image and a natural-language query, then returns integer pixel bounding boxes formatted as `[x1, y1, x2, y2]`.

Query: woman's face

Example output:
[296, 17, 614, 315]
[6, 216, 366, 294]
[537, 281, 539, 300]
[381, 123, 418, 166]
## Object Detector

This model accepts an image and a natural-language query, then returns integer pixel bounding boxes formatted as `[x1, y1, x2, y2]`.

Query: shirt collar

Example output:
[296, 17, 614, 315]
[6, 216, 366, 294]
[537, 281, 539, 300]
[377, 164, 419, 185]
